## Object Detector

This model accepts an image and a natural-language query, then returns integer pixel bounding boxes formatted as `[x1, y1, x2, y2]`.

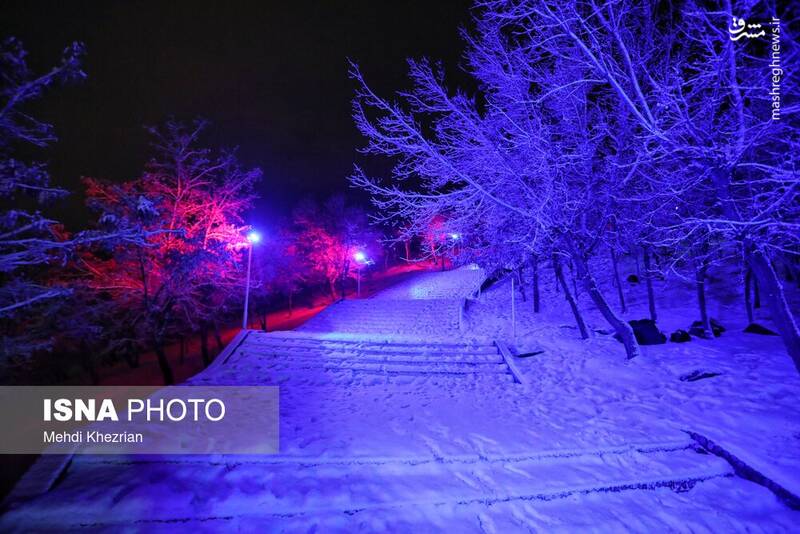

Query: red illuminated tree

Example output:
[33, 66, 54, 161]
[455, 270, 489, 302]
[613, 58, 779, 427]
[78, 120, 260, 384]
[292, 195, 380, 301]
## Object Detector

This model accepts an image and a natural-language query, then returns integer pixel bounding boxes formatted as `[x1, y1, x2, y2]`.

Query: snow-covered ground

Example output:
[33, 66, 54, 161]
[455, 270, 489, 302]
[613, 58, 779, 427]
[2, 261, 799, 531]
[299, 265, 484, 338]
[370, 265, 484, 300]
[466, 256, 800, 507]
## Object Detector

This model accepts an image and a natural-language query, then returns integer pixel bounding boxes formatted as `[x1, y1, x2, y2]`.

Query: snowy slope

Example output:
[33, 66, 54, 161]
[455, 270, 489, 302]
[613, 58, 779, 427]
[298, 298, 465, 338]
[467, 255, 800, 505]
[370, 264, 484, 300]
[2, 265, 799, 531]
[298, 264, 484, 338]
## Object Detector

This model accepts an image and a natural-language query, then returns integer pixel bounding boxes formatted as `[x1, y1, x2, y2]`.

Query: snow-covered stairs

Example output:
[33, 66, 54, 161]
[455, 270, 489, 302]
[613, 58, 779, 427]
[298, 298, 464, 337]
[295, 266, 486, 338]
[371, 266, 484, 300]
[1, 440, 734, 529]
[219, 331, 515, 384]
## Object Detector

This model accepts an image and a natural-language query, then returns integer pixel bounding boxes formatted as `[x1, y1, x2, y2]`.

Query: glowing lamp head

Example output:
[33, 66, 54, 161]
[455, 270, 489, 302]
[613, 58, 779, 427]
[247, 231, 261, 244]
[353, 251, 367, 263]
[449, 233, 460, 240]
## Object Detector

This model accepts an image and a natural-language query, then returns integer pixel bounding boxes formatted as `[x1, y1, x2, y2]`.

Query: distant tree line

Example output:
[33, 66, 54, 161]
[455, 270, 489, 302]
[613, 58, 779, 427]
[0, 39, 382, 385]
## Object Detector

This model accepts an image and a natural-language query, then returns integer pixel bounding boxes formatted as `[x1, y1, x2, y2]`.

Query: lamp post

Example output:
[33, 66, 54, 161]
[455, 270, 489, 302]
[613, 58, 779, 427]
[353, 250, 367, 298]
[443, 233, 460, 270]
[242, 230, 260, 330]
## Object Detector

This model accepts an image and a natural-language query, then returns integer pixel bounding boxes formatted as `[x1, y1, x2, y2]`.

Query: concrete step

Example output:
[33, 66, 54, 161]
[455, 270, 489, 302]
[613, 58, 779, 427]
[247, 331, 497, 354]
[252, 348, 503, 365]
[256, 357, 511, 375]
[299, 299, 463, 336]
[4, 442, 733, 529]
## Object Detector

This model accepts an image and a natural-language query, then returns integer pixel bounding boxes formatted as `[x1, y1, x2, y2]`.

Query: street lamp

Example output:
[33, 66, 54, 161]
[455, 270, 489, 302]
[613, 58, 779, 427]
[242, 230, 260, 330]
[446, 233, 461, 269]
[353, 251, 368, 298]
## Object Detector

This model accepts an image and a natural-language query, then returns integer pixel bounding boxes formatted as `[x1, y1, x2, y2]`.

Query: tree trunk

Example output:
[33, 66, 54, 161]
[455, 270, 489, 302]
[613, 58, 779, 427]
[707, 166, 800, 370]
[123, 353, 139, 369]
[79, 342, 99, 385]
[642, 246, 657, 321]
[793, 257, 800, 289]
[610, 247, 627, 313]
[123, 330, 140, 368]
[572, 250, 640, 359]
[517, 265, 526, 302]
[695, 260, 714, 339]
[179, 336, 186, 365]
[85, 361, 99, 385]
[554, 260, 560, 294]
[753, 274, 761, 309]
[200, 325, 211, 367]
[328, 279, 338, 302]
[404, 240, 411, 262]
[153, 339, 174, 385]
[748, 247, 800, 373]
[744, 268, 754, 324]
[554, 254, 589, 339]
[531, 255, 540, 313]
[260, 311, 267, 332]
[569, 260, 578, 298]
[213, 321, 224, 351]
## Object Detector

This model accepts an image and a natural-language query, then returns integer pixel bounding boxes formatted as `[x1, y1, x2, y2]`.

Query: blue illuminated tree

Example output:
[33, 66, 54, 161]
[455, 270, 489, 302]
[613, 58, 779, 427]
[0, 38, 86, 362]
[351, 0, 800, 367]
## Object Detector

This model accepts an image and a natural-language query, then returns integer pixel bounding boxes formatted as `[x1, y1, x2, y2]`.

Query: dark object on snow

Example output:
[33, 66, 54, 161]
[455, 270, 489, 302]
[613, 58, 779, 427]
[594, 328, 613, 336]
[480, 267, 512, 292]
[689, 318, 725, 338]
[744, 323, 779, 336]
[670, 329, 692, 343]
[626, 274, 640, 284]
[680, 370, 722, 382]
[687, 431, 800, 510]
[615, 319, 666, 345]
[516, 350, 545, 358]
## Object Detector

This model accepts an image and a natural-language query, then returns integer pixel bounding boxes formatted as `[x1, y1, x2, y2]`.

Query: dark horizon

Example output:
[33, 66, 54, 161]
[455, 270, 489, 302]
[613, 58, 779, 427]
[0, 0, 473, 229]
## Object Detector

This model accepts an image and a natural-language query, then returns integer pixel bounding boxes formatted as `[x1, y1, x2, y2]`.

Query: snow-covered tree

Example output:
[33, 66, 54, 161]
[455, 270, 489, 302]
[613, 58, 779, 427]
[350, 0, 799, 367]
[78, 120, 261, 384]
[292, 194, 380, 301]
[505, 0, 800, 367]
[247, 225, 307, 328]
[349, 25, 642, 356]
[0, 38, 85, 361]
[0, 38, 149, 367]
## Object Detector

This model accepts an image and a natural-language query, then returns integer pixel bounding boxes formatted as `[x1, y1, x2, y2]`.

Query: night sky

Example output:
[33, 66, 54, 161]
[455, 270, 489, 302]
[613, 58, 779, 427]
[1, 0, 474, 228]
